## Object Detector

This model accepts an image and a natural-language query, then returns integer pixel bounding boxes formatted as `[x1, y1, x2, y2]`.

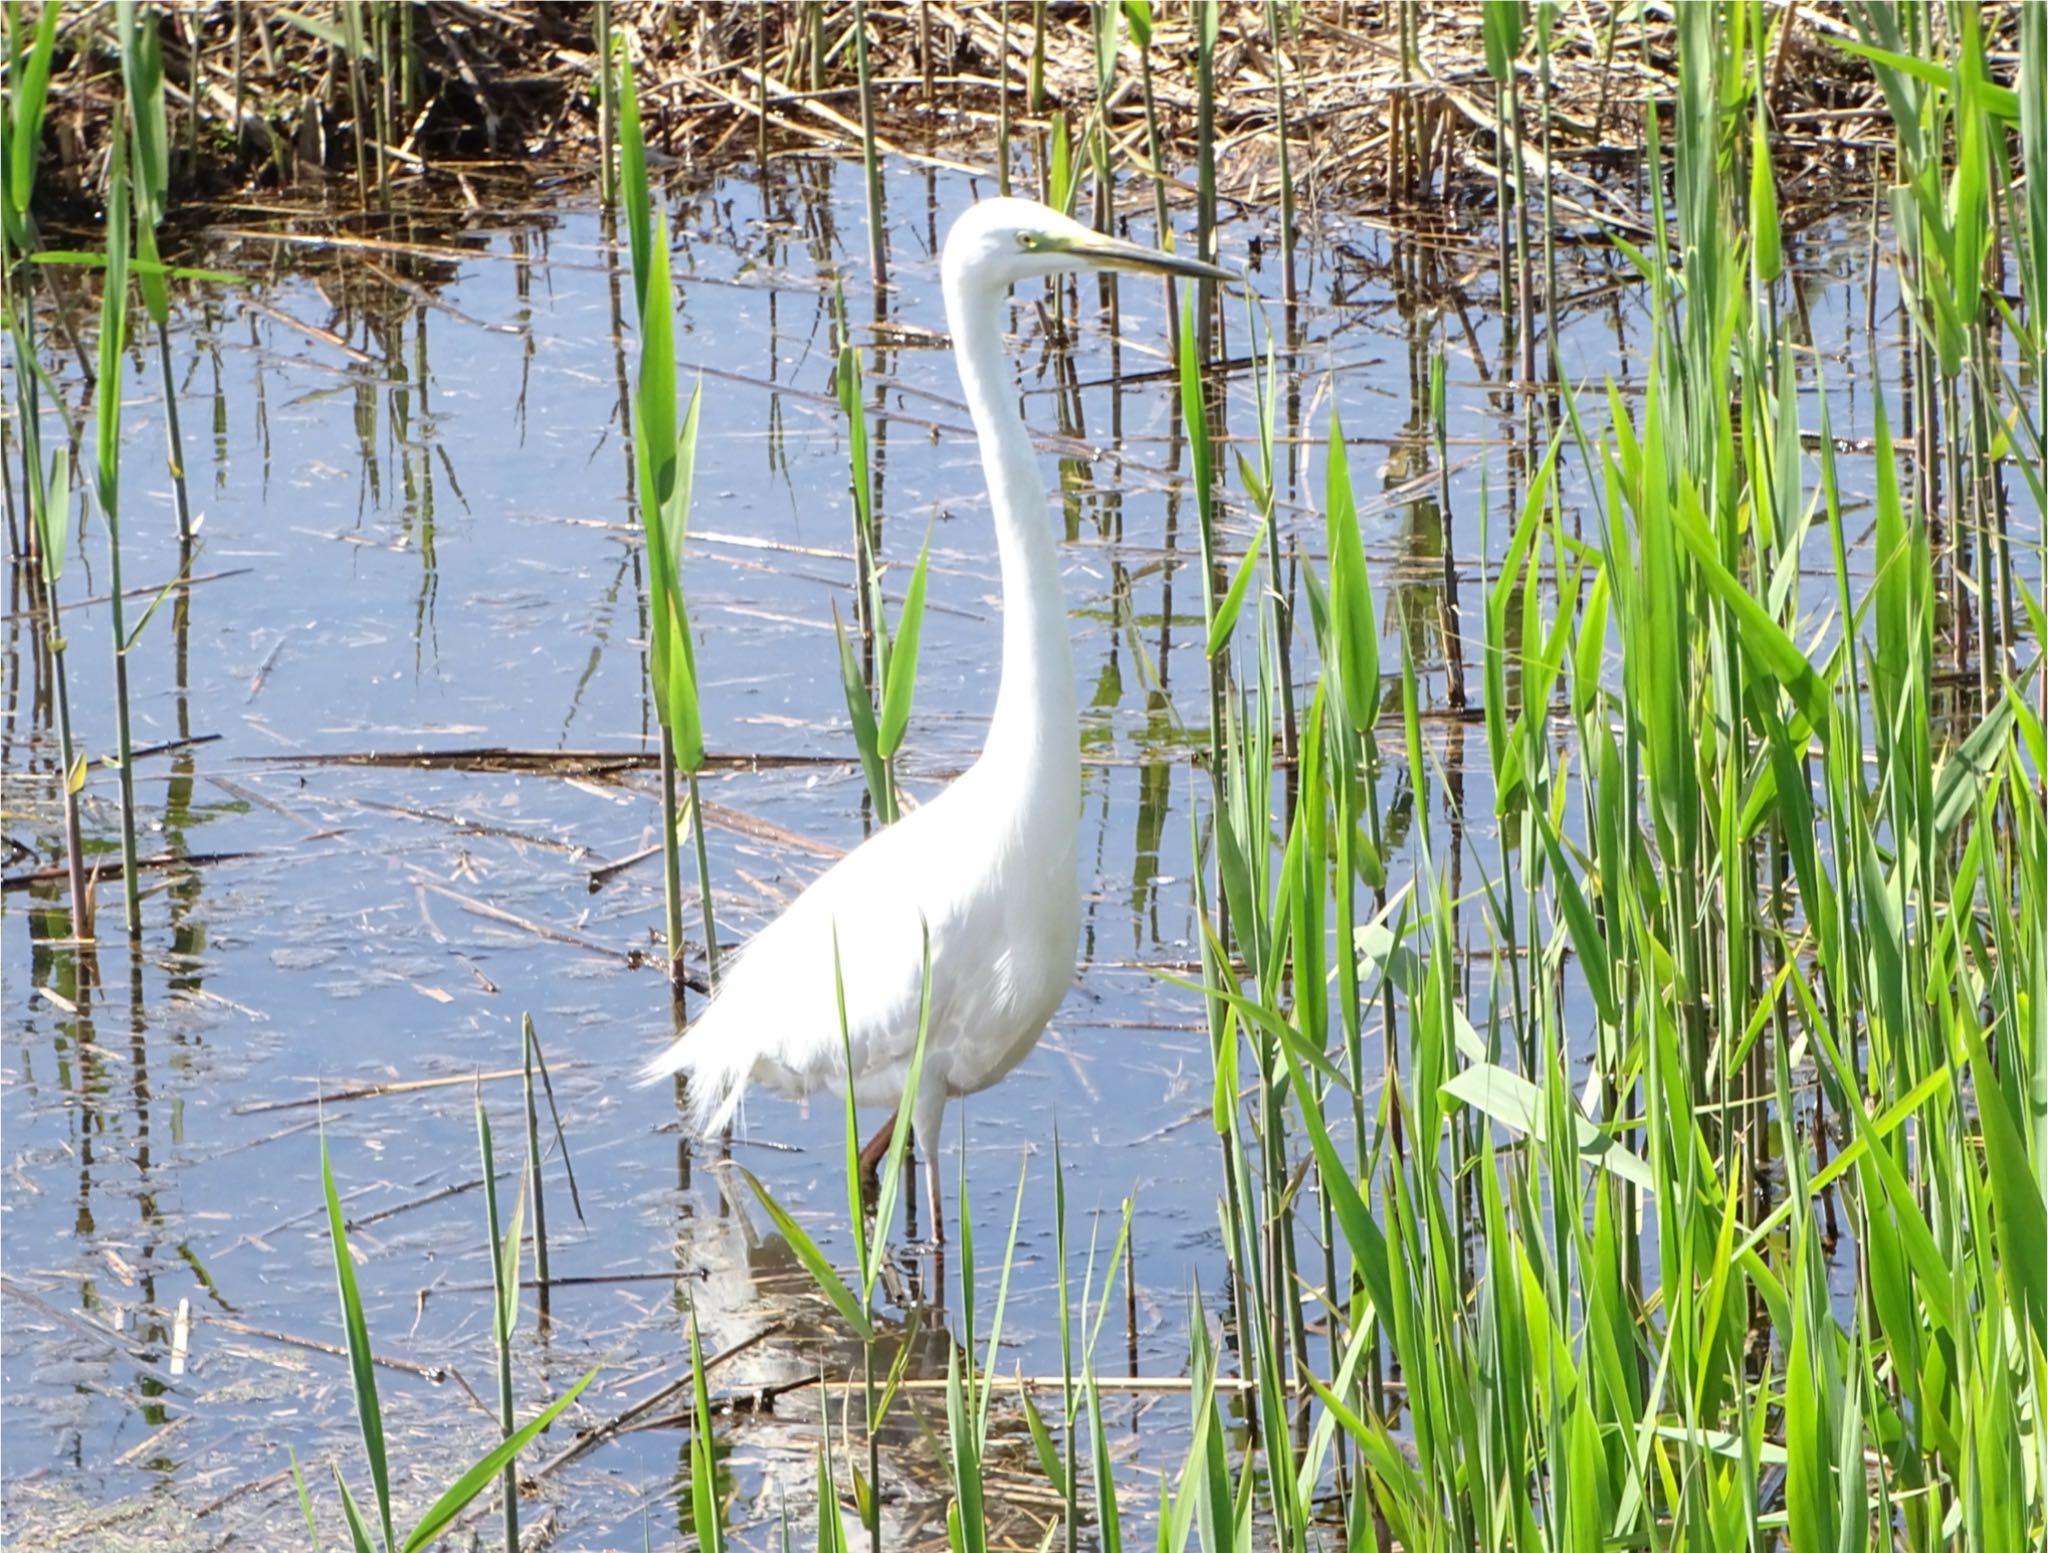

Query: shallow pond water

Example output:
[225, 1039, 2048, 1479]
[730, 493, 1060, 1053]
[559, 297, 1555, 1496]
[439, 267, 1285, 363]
[3, 154, 2034, 1547]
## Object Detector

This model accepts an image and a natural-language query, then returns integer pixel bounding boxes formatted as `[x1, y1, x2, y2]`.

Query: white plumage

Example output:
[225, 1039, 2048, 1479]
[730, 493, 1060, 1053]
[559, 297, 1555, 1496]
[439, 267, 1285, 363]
[642, 197, 1232, 1239]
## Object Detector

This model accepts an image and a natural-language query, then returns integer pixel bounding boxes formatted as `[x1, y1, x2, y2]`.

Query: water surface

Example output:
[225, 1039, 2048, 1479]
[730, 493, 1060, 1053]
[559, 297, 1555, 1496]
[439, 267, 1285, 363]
[3, 156, 2028, 1546]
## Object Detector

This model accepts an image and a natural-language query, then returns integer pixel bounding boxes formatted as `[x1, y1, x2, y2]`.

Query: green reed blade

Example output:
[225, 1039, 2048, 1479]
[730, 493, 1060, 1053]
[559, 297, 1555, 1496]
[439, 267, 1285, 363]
[739, 1168, 871, 1340]
[616, 49, 652, 319]
[1481, 0, 1524, 82]
[397, 1367, 599, 1553]
[3, 0, 59, 233]
[834, 342, 872, 540]
[1268, 1017, 1395, 1328]
[1321, 408, 1378, 737]
[287, 1446, 322, 1552]
[1175, 292, 1216, 616]
[1205, 528, 1266, 661]
[871, 1303, 921, 1433]
[1047, 110, 1073, 216]
[1669, 481, 1831, 729]
[476, 1097, 520, 1552]
[814, 1444, 846, 1553]
[971, 1154, 1029, 1448]
[1016, 1382, 1064, 1498]
[2019, 2, 2048, 350]
[686, 1311, 726, 1551]
[876, 524, 931, 757]
[34, 442, 68, 583]
[322, 1129, 395, 1551]
[331, 1463, 380, 1553]
[832, 601, 890, 822]
[826, 927, 868, 1275]
[1957, 1009, 2047, 1351]
[23, 249, 239, 284]
[945, 1345, 987, 1553]
[864, 921, 931, 1292]
[662, 409, 706, 771]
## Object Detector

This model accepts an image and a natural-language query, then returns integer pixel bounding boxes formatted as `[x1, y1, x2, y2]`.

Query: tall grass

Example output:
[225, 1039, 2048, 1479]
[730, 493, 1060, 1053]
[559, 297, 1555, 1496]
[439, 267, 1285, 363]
[730, 8, 2044, 1552]
[744, 929, 935, 1551]
[11, 7, 2034, 1549]
[312, 1101, 595, 1553]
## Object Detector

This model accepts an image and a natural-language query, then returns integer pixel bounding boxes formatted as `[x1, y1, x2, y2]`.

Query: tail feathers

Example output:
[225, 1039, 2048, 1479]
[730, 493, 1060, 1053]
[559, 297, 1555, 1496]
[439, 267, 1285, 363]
[637, 1025, 750, 1138]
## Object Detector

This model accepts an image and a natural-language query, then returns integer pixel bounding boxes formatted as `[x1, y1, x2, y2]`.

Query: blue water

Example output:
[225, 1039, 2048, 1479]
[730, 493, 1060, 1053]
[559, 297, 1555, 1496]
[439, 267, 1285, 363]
[2, 155, 2035, 1545]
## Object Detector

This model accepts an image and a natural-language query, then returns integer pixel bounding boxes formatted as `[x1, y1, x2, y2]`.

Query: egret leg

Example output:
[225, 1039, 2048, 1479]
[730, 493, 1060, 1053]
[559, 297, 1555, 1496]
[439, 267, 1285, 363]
[857, 1116, 933, 1242]
[925, 1143, 945, 1245]
[857, 1115, 896, 1181]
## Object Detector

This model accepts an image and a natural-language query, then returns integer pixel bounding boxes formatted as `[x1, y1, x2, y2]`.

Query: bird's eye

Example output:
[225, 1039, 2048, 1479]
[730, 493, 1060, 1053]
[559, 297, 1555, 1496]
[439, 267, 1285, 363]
[1016, 232, 1042, 252]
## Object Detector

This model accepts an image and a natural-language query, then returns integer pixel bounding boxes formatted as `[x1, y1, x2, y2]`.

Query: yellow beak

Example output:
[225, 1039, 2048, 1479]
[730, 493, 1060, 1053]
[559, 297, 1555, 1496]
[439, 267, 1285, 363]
[1056, 229, 1237, 285]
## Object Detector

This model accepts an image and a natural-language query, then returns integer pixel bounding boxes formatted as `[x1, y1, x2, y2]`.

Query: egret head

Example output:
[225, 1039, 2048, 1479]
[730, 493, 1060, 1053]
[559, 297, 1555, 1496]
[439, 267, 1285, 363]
[942, 196, 1235, 295]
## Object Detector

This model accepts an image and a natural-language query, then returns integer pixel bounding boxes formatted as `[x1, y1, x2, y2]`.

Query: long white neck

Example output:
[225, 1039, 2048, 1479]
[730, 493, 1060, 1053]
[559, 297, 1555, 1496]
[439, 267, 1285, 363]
[944, 274, 1079, 801]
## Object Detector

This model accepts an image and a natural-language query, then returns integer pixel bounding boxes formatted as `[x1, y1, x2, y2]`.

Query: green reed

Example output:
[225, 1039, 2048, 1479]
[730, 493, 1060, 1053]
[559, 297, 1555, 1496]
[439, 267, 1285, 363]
[117, 0, 196, 547]
[1483, 0, 1534, 394]
[1121, 2, 1180, 355]
[685, 1308, 729, 1549]
[313, 1115, 594, 1553]
[475, 1089, 526, 1551]
[91, 114, 143, 939]
[995, 0, 1013, 195]
[852, 0, 886, 290]
[10, 328, 86, 931]
[1265, 1, 1297, 310]
[1036, 9, 2032, 1549]
[519, 1012, 584, 1329]
[830, 313, 933, 828]
[593, 1, 615, 206]
[1845, 2, 2027, 697]
[221, 8, 2045, 1547]
[4, 7, 79, 923]
[744, 928, 934, 1553]
[1192, 2, 1217, 363]
[616, 46, 718, 996]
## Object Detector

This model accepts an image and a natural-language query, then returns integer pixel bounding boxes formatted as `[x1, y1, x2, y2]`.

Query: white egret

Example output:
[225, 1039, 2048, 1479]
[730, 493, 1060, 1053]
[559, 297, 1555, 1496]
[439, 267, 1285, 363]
[643, 196, 1232, 1241]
